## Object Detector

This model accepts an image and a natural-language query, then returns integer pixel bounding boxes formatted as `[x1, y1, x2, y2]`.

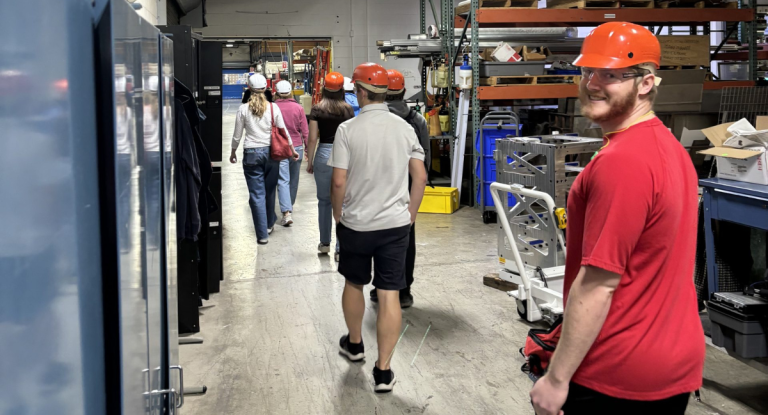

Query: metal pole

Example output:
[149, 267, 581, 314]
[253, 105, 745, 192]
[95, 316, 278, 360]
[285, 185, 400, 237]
[428, 0, 441, 29]
[444, 0, 455, 138]
[748, 0, 757, 80]
[421, 0, 426, 34]
[471, 0, 480, 208]
[287, 40, 294, 93]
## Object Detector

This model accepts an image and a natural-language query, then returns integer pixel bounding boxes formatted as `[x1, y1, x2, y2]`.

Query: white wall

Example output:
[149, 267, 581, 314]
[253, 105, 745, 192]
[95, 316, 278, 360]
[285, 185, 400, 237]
[181, 0, 440, 93]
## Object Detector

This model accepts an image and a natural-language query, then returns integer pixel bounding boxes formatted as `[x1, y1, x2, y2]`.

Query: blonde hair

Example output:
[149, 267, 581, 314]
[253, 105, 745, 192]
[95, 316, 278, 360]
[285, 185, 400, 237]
[249, 89, 268, 117]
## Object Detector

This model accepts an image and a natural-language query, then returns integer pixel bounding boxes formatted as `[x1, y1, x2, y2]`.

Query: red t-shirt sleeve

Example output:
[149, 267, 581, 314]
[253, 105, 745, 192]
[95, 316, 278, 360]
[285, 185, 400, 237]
[580, 154, 652, 275]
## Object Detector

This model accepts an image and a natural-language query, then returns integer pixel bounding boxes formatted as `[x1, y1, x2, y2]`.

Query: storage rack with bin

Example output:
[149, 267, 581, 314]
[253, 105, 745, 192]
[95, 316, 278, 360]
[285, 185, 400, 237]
[455, 0, 759, 213]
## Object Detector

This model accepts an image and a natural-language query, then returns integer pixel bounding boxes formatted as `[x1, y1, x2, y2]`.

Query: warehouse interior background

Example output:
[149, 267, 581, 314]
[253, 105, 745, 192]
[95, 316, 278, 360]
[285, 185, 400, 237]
[5, 0, 768, 414]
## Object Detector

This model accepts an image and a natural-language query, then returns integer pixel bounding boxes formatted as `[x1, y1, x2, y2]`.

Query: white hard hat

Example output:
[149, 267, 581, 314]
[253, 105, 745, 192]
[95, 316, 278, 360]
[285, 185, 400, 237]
[343, 76, 354, 92]
[276, 80, 292, 94]
[247, 73, 267, 90]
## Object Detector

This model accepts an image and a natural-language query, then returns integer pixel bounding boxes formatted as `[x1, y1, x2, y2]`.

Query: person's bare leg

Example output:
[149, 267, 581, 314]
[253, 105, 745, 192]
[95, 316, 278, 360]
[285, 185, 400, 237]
[376, 289, 402, 370]
[342, 281, 365, 343]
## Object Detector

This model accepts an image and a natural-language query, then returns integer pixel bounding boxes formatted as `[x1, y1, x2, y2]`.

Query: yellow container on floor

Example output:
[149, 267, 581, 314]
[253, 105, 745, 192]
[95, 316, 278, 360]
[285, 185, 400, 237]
[418, 186, 459, 214]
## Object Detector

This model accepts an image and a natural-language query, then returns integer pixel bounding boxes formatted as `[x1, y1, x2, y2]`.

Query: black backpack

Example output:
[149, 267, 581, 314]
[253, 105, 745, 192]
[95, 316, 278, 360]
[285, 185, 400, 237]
[404, 109, 432, 186]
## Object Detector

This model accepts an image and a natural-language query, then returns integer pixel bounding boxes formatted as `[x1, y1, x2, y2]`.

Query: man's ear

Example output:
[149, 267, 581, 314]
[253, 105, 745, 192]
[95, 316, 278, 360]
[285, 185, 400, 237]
[638, 74, 655, 96]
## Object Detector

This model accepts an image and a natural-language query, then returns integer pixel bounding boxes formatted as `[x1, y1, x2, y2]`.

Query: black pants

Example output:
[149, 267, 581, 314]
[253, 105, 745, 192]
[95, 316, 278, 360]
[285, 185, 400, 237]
[562, 383, 690, 415]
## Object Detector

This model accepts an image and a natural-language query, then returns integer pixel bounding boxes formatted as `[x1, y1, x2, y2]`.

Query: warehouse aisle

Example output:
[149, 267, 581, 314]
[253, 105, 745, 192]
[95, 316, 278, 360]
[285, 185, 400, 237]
[178, 100, 768, 415]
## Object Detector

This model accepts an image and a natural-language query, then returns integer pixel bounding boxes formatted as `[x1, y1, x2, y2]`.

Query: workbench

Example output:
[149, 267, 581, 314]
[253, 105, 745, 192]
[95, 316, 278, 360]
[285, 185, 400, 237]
[700, 178, 768, 300]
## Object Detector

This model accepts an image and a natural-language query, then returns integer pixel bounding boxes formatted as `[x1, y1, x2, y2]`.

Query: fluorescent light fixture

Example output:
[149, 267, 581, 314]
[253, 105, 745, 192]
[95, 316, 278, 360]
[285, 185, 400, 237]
[225, 44, 234, 47]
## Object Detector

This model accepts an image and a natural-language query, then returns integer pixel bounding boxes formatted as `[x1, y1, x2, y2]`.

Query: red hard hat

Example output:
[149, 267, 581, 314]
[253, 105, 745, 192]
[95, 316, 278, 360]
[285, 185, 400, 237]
[386, 69, 405, 92]
[352, 62, 389, 93]
[324, 72, 344, 92]
[572, 22, 661, 69]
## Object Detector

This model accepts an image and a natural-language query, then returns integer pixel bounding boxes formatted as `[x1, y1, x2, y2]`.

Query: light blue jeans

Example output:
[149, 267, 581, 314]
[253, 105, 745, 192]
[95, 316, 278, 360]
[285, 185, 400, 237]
[313, 144, 334, 245]
[243, 147, 280, 240]
[289, 146, 303, 206]
[277, 159, 292, 213]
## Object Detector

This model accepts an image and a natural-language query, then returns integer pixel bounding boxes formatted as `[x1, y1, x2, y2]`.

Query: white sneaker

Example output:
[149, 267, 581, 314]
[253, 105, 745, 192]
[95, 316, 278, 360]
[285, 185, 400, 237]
[334, 251, 340, 262]
[268, 226, 274, 235]
[281, 213, 293, 227]
[318, 243, 331, 254]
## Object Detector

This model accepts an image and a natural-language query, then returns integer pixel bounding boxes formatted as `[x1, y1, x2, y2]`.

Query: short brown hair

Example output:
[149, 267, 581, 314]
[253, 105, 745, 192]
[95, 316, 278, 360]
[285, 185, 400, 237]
[356, 85, 387, 102]
[276, 92, 293, 100]
[386, 90, 406, 101]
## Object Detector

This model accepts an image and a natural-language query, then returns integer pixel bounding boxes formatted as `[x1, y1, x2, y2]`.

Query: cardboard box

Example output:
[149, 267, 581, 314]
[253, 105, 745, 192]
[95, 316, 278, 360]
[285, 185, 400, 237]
[655, 69, 706, 112]
[491, 42, 522, 62]
[697, 117, 768, 185]
[658, 35, 711, 67]
[514, 45, 550, 62]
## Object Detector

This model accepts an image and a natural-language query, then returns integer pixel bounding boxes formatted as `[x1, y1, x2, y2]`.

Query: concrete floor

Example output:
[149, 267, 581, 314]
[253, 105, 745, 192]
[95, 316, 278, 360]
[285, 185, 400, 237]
[179, 100, 768, 415]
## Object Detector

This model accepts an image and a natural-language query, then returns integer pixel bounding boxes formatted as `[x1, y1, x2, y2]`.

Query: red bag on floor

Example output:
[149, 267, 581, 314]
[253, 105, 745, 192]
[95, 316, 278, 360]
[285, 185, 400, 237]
[520, 316, 562, 381]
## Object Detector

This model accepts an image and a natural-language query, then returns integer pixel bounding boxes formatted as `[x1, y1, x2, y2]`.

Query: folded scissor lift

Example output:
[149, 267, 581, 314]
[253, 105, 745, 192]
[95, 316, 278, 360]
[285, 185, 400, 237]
[490, 135, 602, 324]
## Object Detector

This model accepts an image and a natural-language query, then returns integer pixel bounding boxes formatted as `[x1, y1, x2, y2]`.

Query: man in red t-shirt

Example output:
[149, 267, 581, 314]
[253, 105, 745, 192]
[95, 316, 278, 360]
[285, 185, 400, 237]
[530, 22, 705, 415]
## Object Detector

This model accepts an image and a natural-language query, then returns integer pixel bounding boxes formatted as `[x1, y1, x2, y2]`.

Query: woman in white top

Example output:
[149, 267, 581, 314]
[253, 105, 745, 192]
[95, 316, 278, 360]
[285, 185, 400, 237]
[230, 74, 298, 244]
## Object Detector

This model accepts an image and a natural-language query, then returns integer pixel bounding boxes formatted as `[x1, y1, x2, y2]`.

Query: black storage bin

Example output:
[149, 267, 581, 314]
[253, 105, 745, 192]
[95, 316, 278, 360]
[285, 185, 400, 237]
[708, 300, 768, 359]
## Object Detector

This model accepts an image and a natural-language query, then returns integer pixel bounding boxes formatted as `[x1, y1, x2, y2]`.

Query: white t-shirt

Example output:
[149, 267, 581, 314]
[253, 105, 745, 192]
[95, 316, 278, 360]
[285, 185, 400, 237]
[328, 103, 425, 232]
[231, 103, 289, 150]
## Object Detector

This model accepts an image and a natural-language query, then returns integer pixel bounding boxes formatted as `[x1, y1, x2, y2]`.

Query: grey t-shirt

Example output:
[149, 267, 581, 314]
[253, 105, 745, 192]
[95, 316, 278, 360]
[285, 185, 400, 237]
[328, 103, 425, 232]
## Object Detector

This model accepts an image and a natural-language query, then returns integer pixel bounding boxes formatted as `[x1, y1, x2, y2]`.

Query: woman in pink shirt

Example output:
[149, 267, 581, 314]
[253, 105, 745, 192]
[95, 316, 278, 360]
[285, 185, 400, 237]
[273, 80, 309, 226]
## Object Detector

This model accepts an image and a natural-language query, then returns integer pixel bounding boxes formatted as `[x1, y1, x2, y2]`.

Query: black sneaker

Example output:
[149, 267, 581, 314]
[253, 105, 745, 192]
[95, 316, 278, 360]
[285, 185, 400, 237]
[370, 288, 378, 302]
[399, 289, 414, 309]
[373, 364, 397, 393]
[338, 334, 365, 362]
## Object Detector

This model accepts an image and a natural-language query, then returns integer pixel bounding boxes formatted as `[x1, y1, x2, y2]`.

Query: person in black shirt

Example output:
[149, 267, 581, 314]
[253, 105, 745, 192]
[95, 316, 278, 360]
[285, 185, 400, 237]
[305, 72, 354, 255]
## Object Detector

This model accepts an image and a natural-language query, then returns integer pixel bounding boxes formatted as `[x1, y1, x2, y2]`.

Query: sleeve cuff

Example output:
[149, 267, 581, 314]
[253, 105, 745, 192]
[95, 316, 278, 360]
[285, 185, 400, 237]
[410, 153, 425, 161]
[581, 257, 625, 275]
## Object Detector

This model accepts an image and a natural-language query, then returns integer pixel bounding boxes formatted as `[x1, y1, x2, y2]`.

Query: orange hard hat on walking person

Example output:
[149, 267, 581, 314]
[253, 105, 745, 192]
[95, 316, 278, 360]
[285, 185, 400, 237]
[324, 72, 345, 92]
[386, 69, 405, 93]
[572, 22, 661, 69]
[352, 62, 389, 93]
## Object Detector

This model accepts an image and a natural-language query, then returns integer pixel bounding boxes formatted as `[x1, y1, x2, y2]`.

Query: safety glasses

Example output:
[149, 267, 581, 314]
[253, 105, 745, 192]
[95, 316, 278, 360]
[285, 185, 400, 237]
[580, 67, 650, 84]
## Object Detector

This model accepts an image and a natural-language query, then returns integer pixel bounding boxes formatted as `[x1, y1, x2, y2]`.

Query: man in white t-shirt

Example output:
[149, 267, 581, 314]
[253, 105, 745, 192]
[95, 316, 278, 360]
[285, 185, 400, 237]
[329, 62, 427, 393]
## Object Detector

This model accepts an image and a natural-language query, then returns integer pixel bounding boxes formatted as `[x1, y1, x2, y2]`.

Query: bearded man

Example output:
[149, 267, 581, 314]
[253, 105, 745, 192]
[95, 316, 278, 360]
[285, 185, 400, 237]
[529, 22, 705, 415]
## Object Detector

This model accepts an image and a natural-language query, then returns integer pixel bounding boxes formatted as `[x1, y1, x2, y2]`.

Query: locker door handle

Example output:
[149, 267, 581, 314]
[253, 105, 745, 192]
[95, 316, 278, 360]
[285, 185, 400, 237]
[171, 365, 184, 408]
[143, 389, 177, 415]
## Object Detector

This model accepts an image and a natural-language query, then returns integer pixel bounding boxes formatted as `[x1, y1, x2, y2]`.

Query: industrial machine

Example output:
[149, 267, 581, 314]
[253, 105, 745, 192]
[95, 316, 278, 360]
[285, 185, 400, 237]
[490, 135, 602, 324]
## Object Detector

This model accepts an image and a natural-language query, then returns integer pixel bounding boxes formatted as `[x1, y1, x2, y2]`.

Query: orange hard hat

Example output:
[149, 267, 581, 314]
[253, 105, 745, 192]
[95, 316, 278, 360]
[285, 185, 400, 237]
[324, 72, 344, 92]
[352, 62, 389, 93]
[386, 69, 405, 93]
[572, 22, 661, 69]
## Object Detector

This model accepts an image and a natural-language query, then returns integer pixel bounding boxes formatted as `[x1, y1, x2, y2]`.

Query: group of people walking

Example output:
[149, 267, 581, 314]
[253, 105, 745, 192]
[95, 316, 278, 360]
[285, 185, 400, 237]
[230, 62, 429, 393]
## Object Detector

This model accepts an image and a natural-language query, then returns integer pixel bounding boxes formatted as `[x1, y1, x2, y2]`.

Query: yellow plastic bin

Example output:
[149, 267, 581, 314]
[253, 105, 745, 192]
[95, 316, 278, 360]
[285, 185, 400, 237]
[418, 186, 459, 214]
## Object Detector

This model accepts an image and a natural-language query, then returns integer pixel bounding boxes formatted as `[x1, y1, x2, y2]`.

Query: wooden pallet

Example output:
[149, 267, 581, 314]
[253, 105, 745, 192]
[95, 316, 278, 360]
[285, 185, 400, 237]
[480, 74, 582, 86]
[547, 0, 654, 8]
[456, 0, 538, 15]
[656, 0, 737, 8]
[483, 273, 519, 292]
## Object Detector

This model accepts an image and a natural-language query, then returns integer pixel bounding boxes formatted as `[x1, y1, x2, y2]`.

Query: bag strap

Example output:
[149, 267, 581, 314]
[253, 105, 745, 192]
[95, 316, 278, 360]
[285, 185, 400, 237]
[270, 103, 275, 127]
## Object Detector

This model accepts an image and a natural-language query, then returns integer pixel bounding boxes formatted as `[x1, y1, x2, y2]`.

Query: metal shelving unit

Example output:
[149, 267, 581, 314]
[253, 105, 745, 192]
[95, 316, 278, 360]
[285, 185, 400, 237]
[465, 1, 758, 212]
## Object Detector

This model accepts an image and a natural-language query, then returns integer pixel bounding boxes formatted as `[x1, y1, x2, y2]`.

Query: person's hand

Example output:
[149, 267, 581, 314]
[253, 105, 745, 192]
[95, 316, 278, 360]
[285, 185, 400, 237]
[334, 213, 341, 224]
[306, 162, 314, 174]
[292, 150, 300, 161]
[530, 375, 568, 415]
[229, 152, 237, 164]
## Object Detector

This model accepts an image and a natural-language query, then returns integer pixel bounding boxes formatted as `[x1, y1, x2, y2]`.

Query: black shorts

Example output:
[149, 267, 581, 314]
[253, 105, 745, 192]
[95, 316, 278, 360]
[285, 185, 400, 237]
[336, 222, 411, 291]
